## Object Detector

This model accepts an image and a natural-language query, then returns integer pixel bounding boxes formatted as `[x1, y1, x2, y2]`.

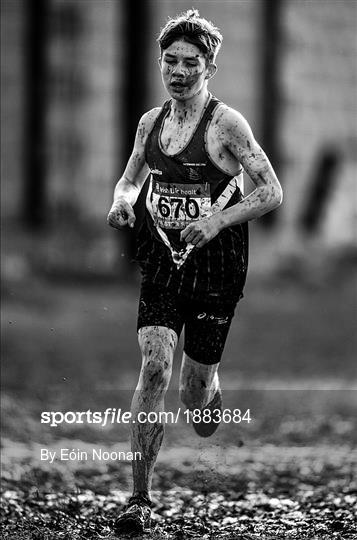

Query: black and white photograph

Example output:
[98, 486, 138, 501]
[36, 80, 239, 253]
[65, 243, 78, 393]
[1, 1, 356, 538]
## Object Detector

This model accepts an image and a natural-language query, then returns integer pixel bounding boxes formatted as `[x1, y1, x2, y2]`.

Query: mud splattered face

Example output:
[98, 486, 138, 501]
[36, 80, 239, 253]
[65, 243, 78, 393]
[160, 39, 215, 101]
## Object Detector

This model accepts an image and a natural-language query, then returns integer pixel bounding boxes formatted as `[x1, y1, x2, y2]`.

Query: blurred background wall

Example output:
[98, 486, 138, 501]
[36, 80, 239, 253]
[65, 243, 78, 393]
[1, 0, 356, 277]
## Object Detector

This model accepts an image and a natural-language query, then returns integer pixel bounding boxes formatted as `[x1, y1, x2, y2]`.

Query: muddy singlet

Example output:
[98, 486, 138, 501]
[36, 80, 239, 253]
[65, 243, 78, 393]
[145, 94, 244, 268]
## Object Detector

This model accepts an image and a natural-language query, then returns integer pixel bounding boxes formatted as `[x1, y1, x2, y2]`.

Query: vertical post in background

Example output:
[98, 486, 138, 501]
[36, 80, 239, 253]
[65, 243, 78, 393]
[299, 148, 341, 235]
[119, 0, 151, 261]
[260, 0, 283, 227]
[45, 1, 84, 226]
[23, 0, 49, 229]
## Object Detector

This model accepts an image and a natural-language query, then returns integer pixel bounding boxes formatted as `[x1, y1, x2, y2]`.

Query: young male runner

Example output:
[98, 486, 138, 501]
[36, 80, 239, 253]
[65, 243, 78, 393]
[107, 9, 283, 532]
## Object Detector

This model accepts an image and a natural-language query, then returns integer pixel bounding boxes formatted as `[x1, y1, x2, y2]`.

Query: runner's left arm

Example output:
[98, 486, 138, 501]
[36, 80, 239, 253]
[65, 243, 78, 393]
[180, 108, 283, 248]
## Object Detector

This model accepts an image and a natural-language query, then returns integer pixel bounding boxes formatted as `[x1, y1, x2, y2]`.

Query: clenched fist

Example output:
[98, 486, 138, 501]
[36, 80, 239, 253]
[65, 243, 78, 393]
[180, 214, 222, 248]
[107, 199, 136, 230]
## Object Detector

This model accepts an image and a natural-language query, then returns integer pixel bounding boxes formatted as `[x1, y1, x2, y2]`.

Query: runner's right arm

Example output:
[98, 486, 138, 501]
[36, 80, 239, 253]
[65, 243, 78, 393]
[107, 108, 161, 229]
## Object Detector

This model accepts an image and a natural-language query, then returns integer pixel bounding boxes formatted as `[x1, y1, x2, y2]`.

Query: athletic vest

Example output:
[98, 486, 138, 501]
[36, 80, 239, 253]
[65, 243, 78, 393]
[145, 94, 244, 268]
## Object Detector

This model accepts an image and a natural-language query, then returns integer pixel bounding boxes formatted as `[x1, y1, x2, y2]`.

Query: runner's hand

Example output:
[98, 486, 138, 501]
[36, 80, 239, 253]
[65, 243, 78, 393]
[180, 215, 222, 248]
[107, 199, 136, 230]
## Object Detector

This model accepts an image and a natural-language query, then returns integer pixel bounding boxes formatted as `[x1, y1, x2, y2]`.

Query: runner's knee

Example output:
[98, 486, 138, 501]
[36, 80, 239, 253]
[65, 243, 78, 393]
[138, 326, 176, 389]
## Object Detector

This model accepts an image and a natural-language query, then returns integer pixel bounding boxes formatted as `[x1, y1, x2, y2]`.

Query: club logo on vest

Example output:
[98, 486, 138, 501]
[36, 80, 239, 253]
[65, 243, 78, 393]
[186, 168, 202, 181]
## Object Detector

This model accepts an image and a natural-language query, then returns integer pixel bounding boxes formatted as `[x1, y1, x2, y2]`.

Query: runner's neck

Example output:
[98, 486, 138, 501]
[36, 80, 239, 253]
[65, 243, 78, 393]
[169, 90, 211, 123]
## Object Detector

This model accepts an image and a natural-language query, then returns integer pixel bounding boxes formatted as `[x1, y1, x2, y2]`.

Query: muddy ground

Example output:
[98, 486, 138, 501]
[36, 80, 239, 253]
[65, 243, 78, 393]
[1, 252, 357, 538]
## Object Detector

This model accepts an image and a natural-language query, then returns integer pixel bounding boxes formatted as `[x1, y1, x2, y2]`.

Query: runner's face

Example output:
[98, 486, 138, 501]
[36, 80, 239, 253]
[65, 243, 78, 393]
[160, 39, 213, 100]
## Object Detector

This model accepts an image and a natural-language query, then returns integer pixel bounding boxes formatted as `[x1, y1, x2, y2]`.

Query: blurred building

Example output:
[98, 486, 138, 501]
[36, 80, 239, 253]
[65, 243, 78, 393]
[1, 0, 356, 276]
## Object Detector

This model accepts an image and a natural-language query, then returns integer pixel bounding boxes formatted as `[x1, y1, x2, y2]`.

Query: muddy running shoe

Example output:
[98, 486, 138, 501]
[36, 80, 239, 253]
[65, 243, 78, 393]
[114, 493, 152, 533]
[192, 387, 222, 438]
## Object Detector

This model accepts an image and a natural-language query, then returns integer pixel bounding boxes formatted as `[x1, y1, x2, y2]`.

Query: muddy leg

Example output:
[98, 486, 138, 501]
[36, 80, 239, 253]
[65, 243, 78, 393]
[179, 352, 220, 411]
[131, 325, 177, 497]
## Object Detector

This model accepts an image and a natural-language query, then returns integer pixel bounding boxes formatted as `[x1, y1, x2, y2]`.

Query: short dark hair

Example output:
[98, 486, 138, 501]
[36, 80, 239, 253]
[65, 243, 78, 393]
[158, 9, 223, 63]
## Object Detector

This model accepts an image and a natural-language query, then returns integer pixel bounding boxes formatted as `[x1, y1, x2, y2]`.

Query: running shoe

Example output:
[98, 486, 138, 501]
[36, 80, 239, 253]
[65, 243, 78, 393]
[114, 493, 152, 533]
[192, 387, 222, 438]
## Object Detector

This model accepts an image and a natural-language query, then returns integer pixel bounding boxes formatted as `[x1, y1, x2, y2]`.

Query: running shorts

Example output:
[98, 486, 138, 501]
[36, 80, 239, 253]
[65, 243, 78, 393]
[137, 281, 238, 365]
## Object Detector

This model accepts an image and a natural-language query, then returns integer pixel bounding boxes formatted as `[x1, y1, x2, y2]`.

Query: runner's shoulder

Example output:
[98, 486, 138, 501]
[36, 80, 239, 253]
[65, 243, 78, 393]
[134, 107, 161, 148]
[212, 104, 253, 142]
[139, 107, 162, 134]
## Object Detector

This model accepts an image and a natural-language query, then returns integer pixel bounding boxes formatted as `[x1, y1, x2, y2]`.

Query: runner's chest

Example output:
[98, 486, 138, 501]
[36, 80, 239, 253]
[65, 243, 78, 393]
[160, 117, 200, 155]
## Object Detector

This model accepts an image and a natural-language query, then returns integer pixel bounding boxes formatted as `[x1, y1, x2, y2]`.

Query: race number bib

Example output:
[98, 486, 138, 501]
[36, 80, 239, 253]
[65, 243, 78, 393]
[151, 180, 211, 230]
